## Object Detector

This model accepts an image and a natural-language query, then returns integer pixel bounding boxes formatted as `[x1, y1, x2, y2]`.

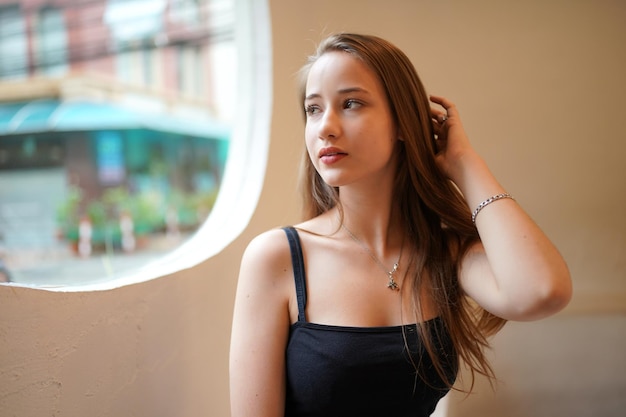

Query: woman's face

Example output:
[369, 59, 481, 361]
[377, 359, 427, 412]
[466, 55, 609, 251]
[304, 51, 398, 189]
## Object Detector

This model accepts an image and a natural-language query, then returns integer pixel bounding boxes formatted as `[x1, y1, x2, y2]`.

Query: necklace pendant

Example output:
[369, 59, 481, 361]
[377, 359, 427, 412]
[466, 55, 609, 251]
[387, 275, 400, 291]
[341, 223, 403, 293]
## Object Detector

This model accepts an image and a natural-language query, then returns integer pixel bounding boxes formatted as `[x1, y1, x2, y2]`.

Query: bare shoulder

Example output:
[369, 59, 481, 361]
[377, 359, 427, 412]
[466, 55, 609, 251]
[242, 227, 291, 268]
[238, 227, 293, 294]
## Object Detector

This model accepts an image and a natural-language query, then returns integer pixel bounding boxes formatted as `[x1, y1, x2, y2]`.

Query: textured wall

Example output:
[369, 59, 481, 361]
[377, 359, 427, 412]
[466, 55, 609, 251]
[1, 1, 625, 416]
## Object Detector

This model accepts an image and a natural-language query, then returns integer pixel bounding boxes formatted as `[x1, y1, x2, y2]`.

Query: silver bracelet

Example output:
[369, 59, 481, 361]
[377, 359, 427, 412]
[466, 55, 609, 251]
[471, 193, 514, 224]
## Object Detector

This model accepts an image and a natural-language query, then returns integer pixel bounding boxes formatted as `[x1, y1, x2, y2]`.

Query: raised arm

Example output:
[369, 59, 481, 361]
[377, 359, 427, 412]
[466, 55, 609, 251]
[229, 230, 293, 417]
[430, 95, 572, 321]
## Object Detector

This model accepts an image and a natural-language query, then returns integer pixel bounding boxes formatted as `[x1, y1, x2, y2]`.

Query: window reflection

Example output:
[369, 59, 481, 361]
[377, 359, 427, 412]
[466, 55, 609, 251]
[0, 0, 235, 286]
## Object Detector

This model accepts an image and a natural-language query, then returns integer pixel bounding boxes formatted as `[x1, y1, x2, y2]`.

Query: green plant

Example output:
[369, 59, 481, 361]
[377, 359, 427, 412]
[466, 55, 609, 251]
[55, 184, 220, 251]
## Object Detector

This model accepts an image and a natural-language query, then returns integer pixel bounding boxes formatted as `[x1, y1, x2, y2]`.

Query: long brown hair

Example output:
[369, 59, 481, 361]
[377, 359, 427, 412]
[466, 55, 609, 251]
[297, 33, 506, 390]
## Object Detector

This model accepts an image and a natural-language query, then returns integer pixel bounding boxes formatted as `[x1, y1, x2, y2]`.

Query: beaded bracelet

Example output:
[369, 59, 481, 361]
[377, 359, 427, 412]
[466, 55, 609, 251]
[471, 193, 515, 224]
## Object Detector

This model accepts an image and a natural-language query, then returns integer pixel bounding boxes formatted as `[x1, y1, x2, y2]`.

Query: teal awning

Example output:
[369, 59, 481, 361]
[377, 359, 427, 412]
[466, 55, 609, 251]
[0, 99, 230, 140]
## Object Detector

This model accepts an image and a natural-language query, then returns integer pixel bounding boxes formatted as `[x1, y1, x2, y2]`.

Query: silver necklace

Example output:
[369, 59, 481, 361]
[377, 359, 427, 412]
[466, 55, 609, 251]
[341, 224, 404, 291]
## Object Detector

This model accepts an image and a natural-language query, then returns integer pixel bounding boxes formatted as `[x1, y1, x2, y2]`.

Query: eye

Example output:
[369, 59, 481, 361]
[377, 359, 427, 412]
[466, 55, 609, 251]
[304, 104, 321, 116]
[344, 99, 362, 110]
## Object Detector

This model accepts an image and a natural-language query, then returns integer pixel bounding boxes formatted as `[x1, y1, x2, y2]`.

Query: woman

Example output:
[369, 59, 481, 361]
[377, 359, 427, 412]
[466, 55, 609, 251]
[229, 33, 571, 417]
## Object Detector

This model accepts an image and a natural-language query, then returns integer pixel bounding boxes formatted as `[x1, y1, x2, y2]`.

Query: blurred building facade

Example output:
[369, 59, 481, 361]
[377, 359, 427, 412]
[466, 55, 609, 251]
[0, 0, 235, 284]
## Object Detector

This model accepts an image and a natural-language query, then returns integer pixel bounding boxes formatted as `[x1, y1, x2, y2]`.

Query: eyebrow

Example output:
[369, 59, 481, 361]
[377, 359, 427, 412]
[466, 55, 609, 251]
[305, 87, 369, 101]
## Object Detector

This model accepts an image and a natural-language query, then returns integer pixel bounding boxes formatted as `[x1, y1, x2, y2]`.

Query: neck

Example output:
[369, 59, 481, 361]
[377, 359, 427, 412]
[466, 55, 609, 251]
[338, 194, 403, 258]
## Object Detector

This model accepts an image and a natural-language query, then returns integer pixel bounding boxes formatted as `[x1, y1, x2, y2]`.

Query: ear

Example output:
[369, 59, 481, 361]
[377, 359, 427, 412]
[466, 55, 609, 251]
[395, 127, 404, 141]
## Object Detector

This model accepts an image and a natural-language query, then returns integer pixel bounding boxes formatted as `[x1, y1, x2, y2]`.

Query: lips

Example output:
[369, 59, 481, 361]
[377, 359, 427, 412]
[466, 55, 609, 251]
[318, 147, 347, 164]
[318, 147, 346, 158]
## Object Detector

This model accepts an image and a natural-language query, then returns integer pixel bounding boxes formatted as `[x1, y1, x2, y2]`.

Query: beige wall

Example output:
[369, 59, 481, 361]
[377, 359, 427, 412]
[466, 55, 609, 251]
[1, 1, 625, 416]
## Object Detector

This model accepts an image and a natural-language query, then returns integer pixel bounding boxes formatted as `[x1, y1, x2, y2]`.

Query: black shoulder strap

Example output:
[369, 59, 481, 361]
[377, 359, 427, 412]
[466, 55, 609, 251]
[282, 227, 307, 322]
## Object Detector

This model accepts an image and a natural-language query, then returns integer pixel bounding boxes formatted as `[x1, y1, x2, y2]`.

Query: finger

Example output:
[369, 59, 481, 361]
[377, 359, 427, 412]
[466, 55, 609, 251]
[429, 108, 447, 124]
[429, 94, 452, 108]
[429, 95, 459, 119]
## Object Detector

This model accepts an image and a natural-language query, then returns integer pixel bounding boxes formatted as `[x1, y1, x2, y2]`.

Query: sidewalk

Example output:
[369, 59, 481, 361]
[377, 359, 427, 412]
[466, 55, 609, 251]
[4, 233, 190, 287]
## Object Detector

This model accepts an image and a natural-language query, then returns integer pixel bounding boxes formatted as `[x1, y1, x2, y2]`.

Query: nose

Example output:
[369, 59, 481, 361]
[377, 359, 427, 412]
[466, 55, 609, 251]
[318, 107, 340, 140]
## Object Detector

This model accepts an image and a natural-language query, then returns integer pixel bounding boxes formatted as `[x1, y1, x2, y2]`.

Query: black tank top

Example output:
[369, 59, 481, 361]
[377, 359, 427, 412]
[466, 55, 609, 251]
[283, 227, 457, 417]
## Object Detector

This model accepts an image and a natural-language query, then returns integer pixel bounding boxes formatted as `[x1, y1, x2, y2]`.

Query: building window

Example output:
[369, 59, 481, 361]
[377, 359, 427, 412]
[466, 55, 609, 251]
[104, 0, 167, 45]
[0, 5, 28, 79]
[169, 0, 201, 25]
[0, 0, 272, 288]
[176, 44, 203, 95]
[36, 6, 69, 76]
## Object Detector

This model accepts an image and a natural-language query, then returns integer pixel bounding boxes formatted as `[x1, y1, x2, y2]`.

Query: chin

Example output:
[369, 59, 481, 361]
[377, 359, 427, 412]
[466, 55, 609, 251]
[319, 174, 346, 188]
